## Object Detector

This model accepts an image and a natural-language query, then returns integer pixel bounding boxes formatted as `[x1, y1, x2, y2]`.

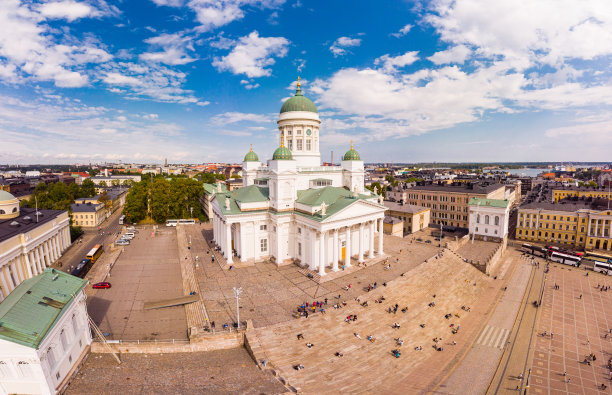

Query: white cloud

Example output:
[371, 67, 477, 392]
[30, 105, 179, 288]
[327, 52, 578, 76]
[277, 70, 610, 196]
[187, 0, 286, 32]
[212, 31, 289, 78]
[374, 51, 419, 72]
[428, 45, 471, 65]
[0, 0, 113, 87]
[329, 36, 362, 57]
[101, 63, 209, 105]
[140, 32, 196, 65]
[391, 24, 412, 38]
[151, 0, 184, 6]
[211, 111, 271, 125]
[143, 113, 159, 120]
[39, 1, 96, 22]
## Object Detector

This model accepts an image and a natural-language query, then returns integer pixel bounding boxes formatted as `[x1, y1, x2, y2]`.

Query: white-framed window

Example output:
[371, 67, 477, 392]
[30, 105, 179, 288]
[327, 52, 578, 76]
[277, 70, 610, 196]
[260, 224, 267, 231]
[60, 329, 68, 351]
[297, 227, 301, 234]
[297, 139, 303, 150]
[306, 139, 311, 151]
[260, 238, 268, 253]
[288, 139, 293, 150]
[495, 216, 499, 226]
[298, 242, 302, 256]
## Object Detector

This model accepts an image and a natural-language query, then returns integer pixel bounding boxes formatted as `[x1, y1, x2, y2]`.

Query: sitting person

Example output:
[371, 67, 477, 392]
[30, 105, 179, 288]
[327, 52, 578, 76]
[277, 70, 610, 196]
[392, 323, 401, 329]
[297, 333, 304, 340]
[293, 364, 305, 370]
[396, 338, 404, 346]
[335, 352, 343, 357]
[306, 343, 314, 348]
[367, 335, 375, 342]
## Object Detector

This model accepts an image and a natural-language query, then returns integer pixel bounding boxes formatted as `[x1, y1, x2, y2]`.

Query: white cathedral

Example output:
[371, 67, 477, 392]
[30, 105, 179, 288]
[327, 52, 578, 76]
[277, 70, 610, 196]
[211, 80, 387, 276]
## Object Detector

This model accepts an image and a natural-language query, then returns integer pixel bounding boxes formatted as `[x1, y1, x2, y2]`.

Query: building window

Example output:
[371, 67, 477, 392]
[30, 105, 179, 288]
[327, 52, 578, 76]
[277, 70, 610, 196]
[60, 329, 68, 351]
[47, 347, 56, 369]
[298, 243, 302, 256]
[260, 239, 268, 253]
[260, 224, 267, 231]
[56, 372, 61, 380]
[297, 227, 301, 234]
[297, 139, 303, 150]
[476, 214, 480, 224]
[485, 215, 489, 225]
[495, 216, 499, 226]
[306, 139, 311, 151]
[288, 139, 293, 150]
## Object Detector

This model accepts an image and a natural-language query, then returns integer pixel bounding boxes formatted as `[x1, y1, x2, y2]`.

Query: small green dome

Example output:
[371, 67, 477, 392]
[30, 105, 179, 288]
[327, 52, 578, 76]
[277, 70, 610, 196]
[272, 145, 293, 160]
[244, 145, 259, 162]
[280, 84, 317, 114]
[343, 147, 361, 161]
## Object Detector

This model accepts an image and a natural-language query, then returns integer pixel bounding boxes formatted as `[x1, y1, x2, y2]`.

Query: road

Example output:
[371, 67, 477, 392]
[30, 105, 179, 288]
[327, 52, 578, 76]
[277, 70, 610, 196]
[57, 209, 124, 274]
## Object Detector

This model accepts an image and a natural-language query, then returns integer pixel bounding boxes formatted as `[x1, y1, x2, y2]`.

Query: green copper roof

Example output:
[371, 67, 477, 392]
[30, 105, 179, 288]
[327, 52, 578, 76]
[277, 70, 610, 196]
[343, 148, 361, 161]
[297, 186, 354, 207]
[0, 190, 16, 201]
[469, 197, 509, 208]
[0, 269, 87, 349]
[272, 145, 293, 160]
[203, 182, 227, 195]
[233, 185, 270, 203]
[244, 147, 259, 162]
[280, 88, 318, 114]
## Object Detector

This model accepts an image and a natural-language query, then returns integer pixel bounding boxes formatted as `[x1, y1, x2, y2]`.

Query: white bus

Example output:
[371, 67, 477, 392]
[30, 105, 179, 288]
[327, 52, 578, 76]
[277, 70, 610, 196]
[119, 215, 125, 225]
[550, 251, 581, 267]
[166, 219, 195, 226]
[521, 243, 548, 258]
[593, 260, 612, 275]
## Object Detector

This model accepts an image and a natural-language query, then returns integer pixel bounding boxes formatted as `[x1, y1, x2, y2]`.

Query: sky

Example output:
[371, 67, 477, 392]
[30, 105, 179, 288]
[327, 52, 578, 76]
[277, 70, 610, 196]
[1, 0, 612, 165]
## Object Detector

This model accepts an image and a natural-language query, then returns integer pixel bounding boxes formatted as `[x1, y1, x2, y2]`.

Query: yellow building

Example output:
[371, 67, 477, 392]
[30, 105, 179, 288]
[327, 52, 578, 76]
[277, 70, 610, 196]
[405, 182, 507, 228]
[553, 187, 612, 202]
[70, 203, 107, 228]
[516, 199, 612, 251]
[0, 191, 71, 301]
[383, 216, 403, 237]
[384, 201, 431, 235]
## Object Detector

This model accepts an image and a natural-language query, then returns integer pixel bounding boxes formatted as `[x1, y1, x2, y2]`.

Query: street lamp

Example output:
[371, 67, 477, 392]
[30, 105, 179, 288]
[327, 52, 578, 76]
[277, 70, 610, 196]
[233, 287, 243, 329]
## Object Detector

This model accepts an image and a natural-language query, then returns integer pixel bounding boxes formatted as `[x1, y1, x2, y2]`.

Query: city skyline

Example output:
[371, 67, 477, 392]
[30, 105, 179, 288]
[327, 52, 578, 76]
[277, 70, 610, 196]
[1, 0, 612, 164]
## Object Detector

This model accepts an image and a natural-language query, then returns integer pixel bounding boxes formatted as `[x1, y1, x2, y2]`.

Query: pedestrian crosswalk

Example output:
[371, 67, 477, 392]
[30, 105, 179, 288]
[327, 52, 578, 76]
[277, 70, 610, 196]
[476, 325, 510, 349]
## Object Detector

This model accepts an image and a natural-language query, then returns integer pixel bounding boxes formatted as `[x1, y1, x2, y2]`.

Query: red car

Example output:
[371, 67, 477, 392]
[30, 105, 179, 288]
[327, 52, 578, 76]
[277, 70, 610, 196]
[92, 282, 111, 289]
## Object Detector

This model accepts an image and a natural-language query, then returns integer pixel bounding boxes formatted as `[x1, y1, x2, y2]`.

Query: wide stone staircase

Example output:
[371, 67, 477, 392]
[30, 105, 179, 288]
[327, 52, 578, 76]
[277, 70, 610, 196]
[246, 250, 491, 394]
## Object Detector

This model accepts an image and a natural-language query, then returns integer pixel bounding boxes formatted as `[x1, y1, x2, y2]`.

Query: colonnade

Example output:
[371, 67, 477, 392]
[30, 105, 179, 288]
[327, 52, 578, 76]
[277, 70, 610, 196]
[308, 217, 384, 276]
[212, 212, 234, 264]
[587, 218, 612, 238]
[0, 226, 70, 300]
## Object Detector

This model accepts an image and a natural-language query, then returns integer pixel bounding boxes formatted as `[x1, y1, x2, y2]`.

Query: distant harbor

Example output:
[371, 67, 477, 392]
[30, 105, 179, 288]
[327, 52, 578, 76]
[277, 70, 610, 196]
[485, 168, 549, 177]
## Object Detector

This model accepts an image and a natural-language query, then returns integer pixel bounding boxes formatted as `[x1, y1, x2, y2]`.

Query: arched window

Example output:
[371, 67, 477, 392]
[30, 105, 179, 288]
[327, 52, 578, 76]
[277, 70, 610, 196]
[12, 207, 17, 213]
[495, 216, 499, 226]
[60, 329, 68, 351]
[485, 215, 490, 225]
[71, 313, 79, 335]
[476, 214, 480, 224]
[0, 209, 5, 214]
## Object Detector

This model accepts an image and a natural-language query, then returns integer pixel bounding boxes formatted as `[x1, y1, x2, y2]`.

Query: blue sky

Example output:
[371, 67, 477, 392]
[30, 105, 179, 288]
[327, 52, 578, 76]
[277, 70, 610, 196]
[1, 0, 612, 164]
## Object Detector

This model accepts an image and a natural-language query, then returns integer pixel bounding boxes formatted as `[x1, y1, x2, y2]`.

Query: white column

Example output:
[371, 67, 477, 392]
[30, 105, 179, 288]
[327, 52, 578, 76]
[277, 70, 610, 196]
[254, 222, 260, 261]
[57, 231, 64, 252]
[358, 224, 364, 263]
[50, 236, 58, 262]
[220, 221, 226, 256]
[213, 215, 218, 244]
[226, 223, 233, 264]
[6, 263, 17, 289]
[0, 265, 12, 295]
[34, 247, 42, 273]
[332, 229, 339, 272]
[595, 221, 599, 237]
[310, 229, 317, 270]
[587, 218, 592, 236]
[239, 224, 246, 262]
[345, 226, 352, 267]
[28, 252, 38, 276]
[43, 241, 51, 266]
[368, 221, 375, 259]
[65, 228, 71, 248]
[11, 260, 23, 284]
[378, 218, 384, 255]
[319, 231, 326, 276]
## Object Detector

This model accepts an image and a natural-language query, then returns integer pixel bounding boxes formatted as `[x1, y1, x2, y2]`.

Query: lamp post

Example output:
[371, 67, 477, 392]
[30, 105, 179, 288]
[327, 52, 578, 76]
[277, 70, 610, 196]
[233, 287, 243, 329]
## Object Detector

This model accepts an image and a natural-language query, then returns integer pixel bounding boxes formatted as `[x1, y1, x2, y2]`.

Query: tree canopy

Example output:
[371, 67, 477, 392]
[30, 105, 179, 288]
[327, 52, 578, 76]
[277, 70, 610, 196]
[123, 177, 205, 223]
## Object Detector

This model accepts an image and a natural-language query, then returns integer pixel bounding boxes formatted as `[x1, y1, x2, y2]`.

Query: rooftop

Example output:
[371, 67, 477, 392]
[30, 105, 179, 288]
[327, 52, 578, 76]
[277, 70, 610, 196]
[0, 207, 66, 244]
[520, 197, 612, 212]
[0, 268, 87, 348]
[71, 203, 104, 212]
[384, 215, 402, 224]
[384, 201, 430, 214]
[468, 198, 510, 209]
[409, 182, 504, 195]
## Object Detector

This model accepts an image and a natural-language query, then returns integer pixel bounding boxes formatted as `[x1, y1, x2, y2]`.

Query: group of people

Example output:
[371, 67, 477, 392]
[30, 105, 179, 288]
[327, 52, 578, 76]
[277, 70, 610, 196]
[296, 299, 328, 318]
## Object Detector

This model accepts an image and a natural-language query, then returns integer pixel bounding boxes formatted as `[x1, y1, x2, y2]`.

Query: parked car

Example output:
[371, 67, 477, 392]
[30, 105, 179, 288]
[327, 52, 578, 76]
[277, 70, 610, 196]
[116, 239, 130, 246]
[126, 226, 135, 231]
[93, 282, 111, 289]
[123, 232, 135, 239]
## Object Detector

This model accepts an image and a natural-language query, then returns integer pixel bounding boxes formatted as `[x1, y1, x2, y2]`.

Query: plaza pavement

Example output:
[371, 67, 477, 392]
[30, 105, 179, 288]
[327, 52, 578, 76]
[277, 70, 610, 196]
[87, 227, 188, 341]
[529, 263, 612, 394]
[64, 348, 287, 394]
[184, 223, 440, 329]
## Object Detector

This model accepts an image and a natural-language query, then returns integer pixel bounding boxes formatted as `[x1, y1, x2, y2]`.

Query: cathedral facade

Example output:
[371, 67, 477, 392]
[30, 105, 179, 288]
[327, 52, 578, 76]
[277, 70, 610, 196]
[211, 81, 386, 276]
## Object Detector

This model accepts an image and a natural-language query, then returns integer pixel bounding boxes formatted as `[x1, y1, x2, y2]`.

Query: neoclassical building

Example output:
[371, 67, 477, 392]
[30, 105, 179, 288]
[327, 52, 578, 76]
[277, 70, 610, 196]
[210, 81, 387, 275]
[0, 191, 71, 301]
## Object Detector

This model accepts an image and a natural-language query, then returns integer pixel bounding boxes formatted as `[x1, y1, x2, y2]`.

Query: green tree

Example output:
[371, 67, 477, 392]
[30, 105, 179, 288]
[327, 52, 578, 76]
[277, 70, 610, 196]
[80, 179, 96, 198]
[99, 181, 107, 187]
[124, 181, 148, 222]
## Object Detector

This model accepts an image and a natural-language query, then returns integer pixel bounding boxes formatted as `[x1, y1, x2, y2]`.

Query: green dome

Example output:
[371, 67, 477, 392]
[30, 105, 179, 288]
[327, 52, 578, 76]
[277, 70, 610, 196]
[0, 190, 17, 201]
[280, 87, 318, 114]
[343, 148, 361, 161]
[272, 145, 293, 160]
[244, 146, 259, 162]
